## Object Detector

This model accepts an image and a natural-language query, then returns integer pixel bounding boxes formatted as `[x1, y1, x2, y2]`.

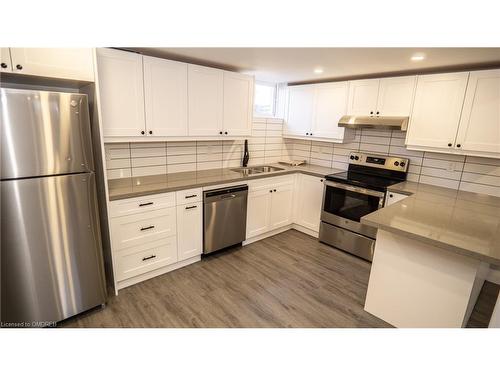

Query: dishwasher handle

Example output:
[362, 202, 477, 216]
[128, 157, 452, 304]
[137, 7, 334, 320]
[220, 194, 237, 200]
[204, 185, 248, 203]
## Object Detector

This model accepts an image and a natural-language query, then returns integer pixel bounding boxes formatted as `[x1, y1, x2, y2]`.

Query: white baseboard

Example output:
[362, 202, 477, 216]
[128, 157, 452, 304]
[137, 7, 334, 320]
[487, 267, 500, 285]
[117, 255, 201, 291]
[292, 224, 319, 238]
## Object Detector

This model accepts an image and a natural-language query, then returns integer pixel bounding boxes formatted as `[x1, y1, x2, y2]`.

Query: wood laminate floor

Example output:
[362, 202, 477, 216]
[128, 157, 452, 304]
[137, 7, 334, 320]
[62, 230, 498, 328]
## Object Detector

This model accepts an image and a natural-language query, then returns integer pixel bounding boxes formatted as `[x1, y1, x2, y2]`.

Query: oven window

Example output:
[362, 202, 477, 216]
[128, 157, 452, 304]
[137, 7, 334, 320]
[323, 185, 381, 222]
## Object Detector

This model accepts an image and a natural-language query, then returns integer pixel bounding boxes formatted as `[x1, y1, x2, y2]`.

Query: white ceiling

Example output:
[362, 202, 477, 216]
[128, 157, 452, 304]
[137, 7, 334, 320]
[132, 48, 500, 83]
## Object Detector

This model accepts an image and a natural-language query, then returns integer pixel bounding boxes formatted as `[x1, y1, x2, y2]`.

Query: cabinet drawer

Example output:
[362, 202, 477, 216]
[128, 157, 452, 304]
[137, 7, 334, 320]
[109, 192, 176, 218]
[176, 187, 202, 205]
[114, 237, 178, 281]
[111, 207, 176, 250]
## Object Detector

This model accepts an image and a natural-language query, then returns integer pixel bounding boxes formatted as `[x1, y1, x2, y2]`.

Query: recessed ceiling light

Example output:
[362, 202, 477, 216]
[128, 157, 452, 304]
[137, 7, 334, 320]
[313, 67, 324, 74]
[411, 53, 426, 61]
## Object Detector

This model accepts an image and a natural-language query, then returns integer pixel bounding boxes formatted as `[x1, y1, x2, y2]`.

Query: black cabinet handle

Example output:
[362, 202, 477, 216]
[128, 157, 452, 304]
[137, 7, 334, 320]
[306, 132, 309, 135]
[149, 130, 153, 135]
[273, 189, 277, 192]
[310, 133, 313, 136]
[370, 111, 373, 115]
[376, 111, 380, 115]
[16, 64, 22, 70]
[269, 190, 273, 193]
[389, 194, 394, 198]
[140, 225, 155, 231]
[139, 202, 153, 207]
[224, 131, 228, 135]
[142, 255, 156, 261]
[185, 205, 197, 210]
[219, 131, 223, 135]
[320, 179, 324, 182]
[0, 63, 7, 68]
[448, 143, 452, 147]
[185, 194, 197, 198]
[141, 130, 145, 135]
[456, 144, 461, 148]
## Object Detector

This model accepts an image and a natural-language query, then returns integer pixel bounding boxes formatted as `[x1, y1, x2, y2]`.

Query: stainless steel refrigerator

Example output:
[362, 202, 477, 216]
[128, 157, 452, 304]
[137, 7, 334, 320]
[1, 88, 107, 325]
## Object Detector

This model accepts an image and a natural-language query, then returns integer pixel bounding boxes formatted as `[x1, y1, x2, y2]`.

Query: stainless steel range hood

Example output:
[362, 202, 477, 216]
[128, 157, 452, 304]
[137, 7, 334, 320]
[338, 115, 409, 131]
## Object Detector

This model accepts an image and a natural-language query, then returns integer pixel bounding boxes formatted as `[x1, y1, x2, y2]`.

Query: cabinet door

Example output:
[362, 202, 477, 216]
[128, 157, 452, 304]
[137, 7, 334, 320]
[177, 203, 203, 261]
[188, 65, 223, 136]
[223, 71, 254, 136]
[347, 79, 380, 115]
[269, 183, 294, 230]
[246, 187, 271, 238]
[376, 76, 416, 116]
[311, 82, 349, 140]
[456, 69, 500, 155]
[295, 174, 324, 232]
[143, 56, 188, 137]
[285, 85, 314, 136]
[96, 48, 146, 137]
[9, 48, 94, 81]
[1, 48, 12, 72]
[406, 72, 469, 150]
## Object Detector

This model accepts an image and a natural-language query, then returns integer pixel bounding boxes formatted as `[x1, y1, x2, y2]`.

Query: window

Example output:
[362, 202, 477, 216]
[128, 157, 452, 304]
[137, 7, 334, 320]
[254, 81, 277, 117]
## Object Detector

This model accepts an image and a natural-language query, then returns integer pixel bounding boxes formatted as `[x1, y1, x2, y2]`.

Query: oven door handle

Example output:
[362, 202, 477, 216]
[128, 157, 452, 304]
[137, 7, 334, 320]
[324, 180, 385, 198]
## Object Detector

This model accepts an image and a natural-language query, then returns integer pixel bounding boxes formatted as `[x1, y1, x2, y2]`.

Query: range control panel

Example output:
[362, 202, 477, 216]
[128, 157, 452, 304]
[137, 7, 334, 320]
[348, 152, 409, 172]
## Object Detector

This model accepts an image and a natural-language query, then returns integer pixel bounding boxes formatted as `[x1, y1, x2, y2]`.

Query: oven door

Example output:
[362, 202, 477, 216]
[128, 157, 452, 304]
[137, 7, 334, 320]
[321, 180, 384, 238]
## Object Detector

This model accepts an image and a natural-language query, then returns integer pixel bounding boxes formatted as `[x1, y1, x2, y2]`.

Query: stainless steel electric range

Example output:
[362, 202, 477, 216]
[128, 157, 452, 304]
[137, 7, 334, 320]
[319, 152, 409, 261]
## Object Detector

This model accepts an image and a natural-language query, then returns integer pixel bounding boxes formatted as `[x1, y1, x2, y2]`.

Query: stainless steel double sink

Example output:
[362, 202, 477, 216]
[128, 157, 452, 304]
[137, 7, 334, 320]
[231, 165, 284, 175]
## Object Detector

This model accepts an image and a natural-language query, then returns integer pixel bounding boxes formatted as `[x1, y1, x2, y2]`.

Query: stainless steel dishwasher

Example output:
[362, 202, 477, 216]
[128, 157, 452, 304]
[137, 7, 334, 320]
[203, 184, 248, 254]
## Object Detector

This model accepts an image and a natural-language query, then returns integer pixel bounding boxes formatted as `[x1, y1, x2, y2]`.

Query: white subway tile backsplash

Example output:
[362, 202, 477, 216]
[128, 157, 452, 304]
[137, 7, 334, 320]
[105, 120, 500, 198]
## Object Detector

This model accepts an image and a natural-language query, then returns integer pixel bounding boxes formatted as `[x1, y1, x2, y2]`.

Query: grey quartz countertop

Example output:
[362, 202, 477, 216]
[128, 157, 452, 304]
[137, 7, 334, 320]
[361, 181, 500, 266]
[107, 163, 342, 201]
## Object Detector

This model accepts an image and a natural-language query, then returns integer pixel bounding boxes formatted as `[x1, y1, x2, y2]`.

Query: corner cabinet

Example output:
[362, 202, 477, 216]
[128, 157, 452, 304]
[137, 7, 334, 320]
[0, 48, 94, 81]
[293, 174, 324, 233]
[96, 48, 146, 137]
[284, 82, 352, 142]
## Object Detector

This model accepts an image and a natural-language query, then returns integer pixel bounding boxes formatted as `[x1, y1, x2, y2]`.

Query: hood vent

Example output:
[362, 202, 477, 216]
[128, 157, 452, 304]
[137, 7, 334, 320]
[338, 115, 409, 131]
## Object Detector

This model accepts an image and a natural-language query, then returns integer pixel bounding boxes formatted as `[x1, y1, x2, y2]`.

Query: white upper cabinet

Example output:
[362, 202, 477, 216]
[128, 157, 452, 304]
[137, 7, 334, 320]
[143, 56, 188, 137]
[1, 48, 12, 72]
[188, 65, 224, 136]
[376, 76, 416, 116]
[456, 69, 500, 156]
[311, 82, 349, 139]
[285, 85, 315, 136]
[97, 48, 146, 137]
[223, 71, 254, 136]
[347, 79, 380, 115]
[406, 72, 469, 150]
[347, 76, 416, 116]
[8, 48, 94, 81]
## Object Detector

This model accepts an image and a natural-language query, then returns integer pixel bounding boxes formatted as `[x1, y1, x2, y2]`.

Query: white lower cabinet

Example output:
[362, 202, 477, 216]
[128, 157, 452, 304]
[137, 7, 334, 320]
[115, 237, 178, 282]
[246, 176, 295, 239]
[294, 174, 324, 232]
[177, 202, 203, 261]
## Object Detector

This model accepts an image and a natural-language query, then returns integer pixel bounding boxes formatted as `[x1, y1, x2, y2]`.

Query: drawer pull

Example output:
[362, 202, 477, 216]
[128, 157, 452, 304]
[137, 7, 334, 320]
[185, 205, 197, 210]
[142, 254, 156, 261]
[185, 194, 197, 199]
[140, 225, 155, 231]
[139, 202, 153, 207]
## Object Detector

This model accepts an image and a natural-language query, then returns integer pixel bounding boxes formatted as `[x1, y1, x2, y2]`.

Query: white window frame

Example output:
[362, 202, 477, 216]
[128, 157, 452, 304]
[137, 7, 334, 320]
[253, 81, 278, 118]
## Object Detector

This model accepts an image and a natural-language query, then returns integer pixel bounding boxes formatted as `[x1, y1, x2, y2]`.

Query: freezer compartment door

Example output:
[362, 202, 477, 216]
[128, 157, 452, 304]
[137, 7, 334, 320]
[1, 88, 94, 179]
[1, 173, 107, 324]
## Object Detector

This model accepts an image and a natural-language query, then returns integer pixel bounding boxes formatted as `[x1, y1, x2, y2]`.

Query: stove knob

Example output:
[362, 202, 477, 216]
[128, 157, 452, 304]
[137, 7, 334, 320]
[400, 162, 406, 167]
[394, 161, 399, 166]
[354, 156, 359, 160]
[350, 155, 355, 160]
